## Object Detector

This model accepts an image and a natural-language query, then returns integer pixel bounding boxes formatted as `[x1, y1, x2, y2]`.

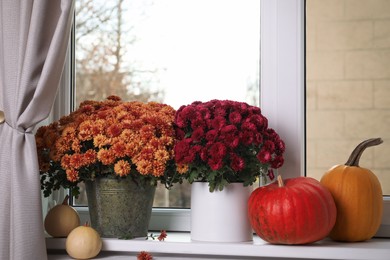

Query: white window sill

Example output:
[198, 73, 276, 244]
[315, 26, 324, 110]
[47, 232, 390, 260]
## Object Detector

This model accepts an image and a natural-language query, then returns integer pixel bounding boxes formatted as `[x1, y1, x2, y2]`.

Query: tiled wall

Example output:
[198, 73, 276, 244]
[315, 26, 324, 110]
[306, 0, 390, 194]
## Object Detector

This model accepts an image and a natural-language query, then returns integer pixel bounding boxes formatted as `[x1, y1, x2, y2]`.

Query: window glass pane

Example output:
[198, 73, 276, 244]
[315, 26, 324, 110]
[306, 1, 390, 196]
[74, 0, 261, 206]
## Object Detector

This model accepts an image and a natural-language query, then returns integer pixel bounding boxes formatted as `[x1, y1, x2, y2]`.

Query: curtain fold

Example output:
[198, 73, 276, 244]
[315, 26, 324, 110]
[0, 0, 74, 259]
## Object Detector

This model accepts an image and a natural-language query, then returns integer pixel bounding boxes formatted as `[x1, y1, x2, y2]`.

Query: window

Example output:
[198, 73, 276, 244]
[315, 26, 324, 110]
[72, 0, 260, 210]
[60, 0, 263, 230]
[53, 0, 389, 236]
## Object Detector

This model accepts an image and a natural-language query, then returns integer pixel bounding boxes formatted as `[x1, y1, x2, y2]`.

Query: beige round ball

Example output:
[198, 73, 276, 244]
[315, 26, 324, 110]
[66, 225, 102, 259]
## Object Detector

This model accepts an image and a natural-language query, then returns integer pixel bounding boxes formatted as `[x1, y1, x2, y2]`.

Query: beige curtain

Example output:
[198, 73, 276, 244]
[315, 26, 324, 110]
[0, 1, 74, 259]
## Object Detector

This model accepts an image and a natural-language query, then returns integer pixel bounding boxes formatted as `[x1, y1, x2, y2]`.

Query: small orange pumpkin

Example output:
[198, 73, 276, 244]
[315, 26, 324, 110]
[320, 138, 383, 242]
[44, 195, 80, 238]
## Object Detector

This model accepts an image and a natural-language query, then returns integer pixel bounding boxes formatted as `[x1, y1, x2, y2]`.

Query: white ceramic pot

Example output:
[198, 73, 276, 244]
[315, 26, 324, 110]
[190, 182, 253, 242]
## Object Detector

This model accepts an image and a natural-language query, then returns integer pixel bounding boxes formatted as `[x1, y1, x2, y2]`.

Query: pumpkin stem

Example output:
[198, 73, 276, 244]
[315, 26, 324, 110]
[277, 175, 284, 187]
[62, 195, 70, 206]
[345, 138, 383, 167]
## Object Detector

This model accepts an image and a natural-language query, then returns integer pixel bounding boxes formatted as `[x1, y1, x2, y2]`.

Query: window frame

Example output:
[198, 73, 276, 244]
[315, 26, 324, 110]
[53, 0, 389, 236]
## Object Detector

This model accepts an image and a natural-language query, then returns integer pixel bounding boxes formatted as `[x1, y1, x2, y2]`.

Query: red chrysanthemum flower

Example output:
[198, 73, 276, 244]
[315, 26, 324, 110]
[208, 157, 224, 171]
[271, 156, 284, 169]
[208, 142, 227, 161]
[210, 116, 226, 130]
[230, 153, 245, 172]
[205, 129, 218, 142]
[191, 118, 206, 130]
[267, 169, 275, 181]
[263, 140, 276, 153]
[174, 139, 192, 163]
[228, 111, 242, 124]
[220, 125, 239, 147]
[239, 131, 254, 145]
[173, 99, 285, 191]
[257, 149, 272, 164]
[191, 127, 204, 142]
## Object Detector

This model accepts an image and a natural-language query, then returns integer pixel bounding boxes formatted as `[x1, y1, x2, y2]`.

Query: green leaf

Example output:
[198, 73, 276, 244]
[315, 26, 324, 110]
[208, 182, 216, 192]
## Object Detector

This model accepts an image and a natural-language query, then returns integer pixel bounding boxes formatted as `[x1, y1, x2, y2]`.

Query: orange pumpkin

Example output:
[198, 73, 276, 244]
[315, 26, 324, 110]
[320, 138, 383, 242]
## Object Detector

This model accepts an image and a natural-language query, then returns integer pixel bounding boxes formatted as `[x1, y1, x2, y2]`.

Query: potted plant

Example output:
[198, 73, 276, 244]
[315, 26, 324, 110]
[36, 96, 181, 238]
[173, 99, 285, 242]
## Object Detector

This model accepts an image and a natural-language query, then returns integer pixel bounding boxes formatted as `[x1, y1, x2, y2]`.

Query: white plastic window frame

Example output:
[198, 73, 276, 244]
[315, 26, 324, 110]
[54, 0, 389, 235]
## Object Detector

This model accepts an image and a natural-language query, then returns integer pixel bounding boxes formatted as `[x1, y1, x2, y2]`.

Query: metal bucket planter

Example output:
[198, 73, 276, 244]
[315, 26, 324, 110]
[85, 177, 156, 238]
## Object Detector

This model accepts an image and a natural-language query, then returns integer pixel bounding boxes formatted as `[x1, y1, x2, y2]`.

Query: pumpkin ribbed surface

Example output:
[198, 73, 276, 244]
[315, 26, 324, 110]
[320, 138, 383, 242]
[321, 165, 383, 241]
[248, 176, 337, 244]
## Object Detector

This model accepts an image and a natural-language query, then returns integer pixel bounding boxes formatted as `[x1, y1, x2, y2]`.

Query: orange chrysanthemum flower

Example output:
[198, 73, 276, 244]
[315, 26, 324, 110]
[137, 251, 153, 260]
[39, 161, 50, 173]
[61, 154, 72, 169]
[69, 153, 84, 169]
[154, 149, 170, 162]
[61, 125, 76, 138]
[125, 141, 140, 158]
[93, 134, 111, 148]
[107, 124, 122, 138]
[151, 161, 166, 177]
[37, 96, 180, 198]
[97, 148, 116, 166]
[55, 137, 71, 154]
[90, 120, 105, 136]
[66, 168, 79, 182]
[71, 140, 82, 153]
[78, 120, 94, 141]
[44, 131, 58, 148]
[83, 149, 97, 165]
[111, 141, 127, 158]
[136, 159, 153, 175]
[176, 163, 189, 174]
[157, 230, 167, 241]
[114, 160, 131, 177]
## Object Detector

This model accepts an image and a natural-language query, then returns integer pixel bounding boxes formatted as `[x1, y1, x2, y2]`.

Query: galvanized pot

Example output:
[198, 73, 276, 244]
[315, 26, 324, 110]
[85, 177, 156, 238]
